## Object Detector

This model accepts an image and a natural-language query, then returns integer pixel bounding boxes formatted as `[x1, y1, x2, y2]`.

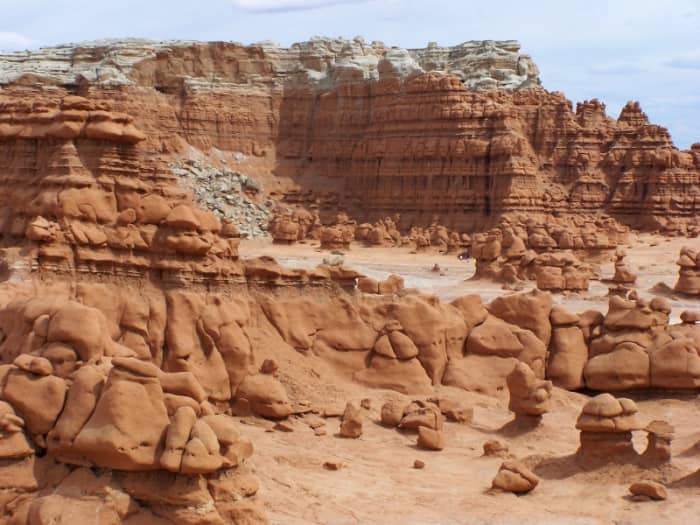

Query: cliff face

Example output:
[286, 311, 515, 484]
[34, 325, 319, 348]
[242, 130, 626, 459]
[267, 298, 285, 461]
[0, 37, 698, 233]
[0, 90, 243, 281]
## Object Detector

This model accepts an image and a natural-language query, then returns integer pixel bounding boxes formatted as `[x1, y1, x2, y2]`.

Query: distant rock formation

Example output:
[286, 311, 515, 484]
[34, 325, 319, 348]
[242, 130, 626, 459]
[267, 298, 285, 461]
[1, 38, 698, 233]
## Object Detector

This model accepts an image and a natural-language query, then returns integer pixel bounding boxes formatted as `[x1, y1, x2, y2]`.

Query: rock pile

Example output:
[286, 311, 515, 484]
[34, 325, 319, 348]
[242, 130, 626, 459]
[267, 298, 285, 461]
[269, 207, 318, 243]
[469, 215, 624, 289]
[172, 160, 271, 238]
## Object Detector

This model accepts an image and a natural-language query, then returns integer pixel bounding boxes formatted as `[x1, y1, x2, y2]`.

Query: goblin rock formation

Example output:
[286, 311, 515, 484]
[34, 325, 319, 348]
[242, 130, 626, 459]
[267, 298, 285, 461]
[576, 394, 644, 460]
[674, 246, 700, 295]
[0, 35, 699, 523]
[506, 362, 552, 417]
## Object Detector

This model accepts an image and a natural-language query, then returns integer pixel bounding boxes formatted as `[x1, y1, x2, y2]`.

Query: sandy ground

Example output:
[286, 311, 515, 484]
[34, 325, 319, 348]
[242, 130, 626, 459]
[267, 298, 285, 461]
[241, 388, 700, 525]
[242, 234, 700, 320]
[238, 235, 700, 525]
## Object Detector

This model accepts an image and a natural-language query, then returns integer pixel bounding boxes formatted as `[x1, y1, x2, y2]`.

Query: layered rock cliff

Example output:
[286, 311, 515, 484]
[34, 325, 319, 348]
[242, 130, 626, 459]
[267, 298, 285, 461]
[3, 37, 696, 233]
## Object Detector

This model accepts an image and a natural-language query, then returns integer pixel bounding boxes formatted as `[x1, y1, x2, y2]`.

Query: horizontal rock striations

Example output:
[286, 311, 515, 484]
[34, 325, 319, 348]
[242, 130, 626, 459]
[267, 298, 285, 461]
[1, 37, 697, 232]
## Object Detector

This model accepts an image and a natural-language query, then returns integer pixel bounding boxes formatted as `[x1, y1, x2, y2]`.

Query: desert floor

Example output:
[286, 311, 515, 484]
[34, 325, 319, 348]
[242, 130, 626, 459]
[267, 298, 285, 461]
[237, 235, 700, 525]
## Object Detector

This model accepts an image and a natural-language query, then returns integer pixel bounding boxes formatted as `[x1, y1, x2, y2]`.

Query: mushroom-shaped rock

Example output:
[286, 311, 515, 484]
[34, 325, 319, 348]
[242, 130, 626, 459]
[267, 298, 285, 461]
[576, 394, 643, 432]
[576, 394, 644, 460]
[643, 420, 674, 463]
[612, 253, 637, 284]
[492, 460, 539, 493]
[506, 363, 552, 417]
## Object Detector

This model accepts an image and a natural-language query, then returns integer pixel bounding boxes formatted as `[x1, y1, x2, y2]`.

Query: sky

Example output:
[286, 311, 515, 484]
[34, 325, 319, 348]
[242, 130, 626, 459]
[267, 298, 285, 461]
[1, 0, 699, 148]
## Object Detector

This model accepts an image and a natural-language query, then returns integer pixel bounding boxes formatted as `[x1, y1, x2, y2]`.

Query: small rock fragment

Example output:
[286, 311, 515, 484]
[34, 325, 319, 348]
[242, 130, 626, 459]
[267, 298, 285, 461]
[483, 439, 510, 457]
[274, 421, 294, 432]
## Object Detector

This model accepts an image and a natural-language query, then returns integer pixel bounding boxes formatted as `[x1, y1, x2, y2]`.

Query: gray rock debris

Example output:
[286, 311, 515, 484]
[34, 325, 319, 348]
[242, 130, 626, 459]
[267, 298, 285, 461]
[171, 159, 271, 239]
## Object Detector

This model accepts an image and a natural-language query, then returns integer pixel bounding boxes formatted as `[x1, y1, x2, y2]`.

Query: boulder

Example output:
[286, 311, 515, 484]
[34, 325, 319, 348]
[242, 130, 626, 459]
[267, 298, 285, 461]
[380, 401, 406, 427]
[71, 368, 170, 470]
[492, 460, 539, 493]
[236, 374, 292, 419]
[339, 402, 363, 438]
[629, 481, 667, 501]
[487, 289, 552, 346]
[2, 368, 67, 436]
[416, 426, 444, 451]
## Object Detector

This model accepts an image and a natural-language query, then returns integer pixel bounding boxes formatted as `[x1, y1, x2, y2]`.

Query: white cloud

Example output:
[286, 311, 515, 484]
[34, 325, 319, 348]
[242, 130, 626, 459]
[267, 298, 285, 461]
[0, 31, 38, 51]
[231, 0, 365, 12]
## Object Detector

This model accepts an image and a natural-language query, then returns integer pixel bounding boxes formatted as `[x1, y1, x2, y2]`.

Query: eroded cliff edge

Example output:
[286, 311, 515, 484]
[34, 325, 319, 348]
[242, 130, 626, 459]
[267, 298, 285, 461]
[2, 37, 697, 233]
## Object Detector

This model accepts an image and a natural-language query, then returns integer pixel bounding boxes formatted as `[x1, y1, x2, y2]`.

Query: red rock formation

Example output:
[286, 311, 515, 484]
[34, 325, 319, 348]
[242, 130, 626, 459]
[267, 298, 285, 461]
[1, 39, 697, 233]
[0, 91, 243, 284]
[674, 246, 700, 295]
[1, 38, 700, 521]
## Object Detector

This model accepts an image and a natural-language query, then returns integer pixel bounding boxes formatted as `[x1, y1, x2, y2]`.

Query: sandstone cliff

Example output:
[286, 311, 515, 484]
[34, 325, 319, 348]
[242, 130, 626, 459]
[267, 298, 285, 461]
[2, 37, 696, 233]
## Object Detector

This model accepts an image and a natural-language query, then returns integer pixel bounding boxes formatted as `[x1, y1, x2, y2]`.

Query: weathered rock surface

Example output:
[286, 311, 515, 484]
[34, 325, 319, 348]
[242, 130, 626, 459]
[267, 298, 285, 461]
[506, 362, 552, 416]
[629, 481, 667, 501]
[1, 38, 698, 235]
[492, 460, 539, 493]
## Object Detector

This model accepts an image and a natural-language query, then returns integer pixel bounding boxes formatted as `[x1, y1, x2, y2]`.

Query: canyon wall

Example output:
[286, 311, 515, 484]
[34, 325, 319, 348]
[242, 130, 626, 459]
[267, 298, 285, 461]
[2, 38, 698, 232]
